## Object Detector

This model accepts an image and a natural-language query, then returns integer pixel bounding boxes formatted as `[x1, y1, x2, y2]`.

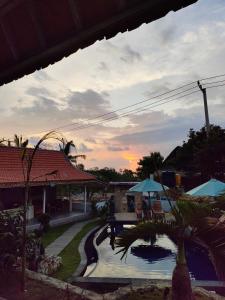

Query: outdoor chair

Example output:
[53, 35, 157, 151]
[152, 200, 165, 221]
[135, 202, 143, 221]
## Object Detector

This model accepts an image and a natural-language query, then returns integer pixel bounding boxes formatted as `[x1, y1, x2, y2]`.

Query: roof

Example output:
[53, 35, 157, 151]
[187, 178, 225, 197]
[0, 146, 96, 188]
[0, 0, 198, 86]
[109, 181, 140, 186]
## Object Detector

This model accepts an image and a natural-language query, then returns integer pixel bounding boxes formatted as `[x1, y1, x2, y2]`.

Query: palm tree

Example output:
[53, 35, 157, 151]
[59, 138, 86, 165]
[14, 134, 28, 148]
[116, 200, 225, 300]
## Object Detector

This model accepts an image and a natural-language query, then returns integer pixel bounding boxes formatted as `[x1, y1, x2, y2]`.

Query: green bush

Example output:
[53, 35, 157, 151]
[37, 213, 51, 233]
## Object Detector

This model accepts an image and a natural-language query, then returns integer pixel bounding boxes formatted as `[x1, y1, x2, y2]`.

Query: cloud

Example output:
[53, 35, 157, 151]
[33, 70, 53, 82]
[85, 138, 97, 144]
[107, 145, 130, 152]
[120, 45, 142, 63]
[77, 143, 93, 153]
[99, 61, 109, 72]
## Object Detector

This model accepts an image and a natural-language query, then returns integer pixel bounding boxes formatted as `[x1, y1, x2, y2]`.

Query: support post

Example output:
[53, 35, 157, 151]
[69, 185, 72, 213]
[42, 187, 46, 213]
[84, 186, 87, 213]
[197, 81, 210, 137]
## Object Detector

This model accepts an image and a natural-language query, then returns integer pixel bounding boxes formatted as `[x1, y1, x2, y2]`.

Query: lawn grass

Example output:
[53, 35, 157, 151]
[42, 221, 75, 248]
[53, 220, 99, 281]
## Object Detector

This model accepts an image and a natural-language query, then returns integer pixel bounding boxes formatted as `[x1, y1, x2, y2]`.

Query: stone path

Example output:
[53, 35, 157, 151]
[45, 219, 91, 256]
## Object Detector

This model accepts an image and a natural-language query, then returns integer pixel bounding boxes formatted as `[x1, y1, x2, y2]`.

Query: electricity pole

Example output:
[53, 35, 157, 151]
[197, 80, 210, 137]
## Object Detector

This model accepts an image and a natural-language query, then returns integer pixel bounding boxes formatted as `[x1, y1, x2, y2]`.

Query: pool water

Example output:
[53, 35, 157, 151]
[86, 226, 218, 280]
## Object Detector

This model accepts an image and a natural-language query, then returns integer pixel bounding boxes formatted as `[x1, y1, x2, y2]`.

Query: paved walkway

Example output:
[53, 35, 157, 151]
[28, 212, 90, 231]
[45, 219, 91, 256]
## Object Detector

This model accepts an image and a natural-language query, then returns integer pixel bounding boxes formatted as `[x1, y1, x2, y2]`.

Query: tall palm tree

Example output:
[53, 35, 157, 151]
[14, 134, 28, 148]
[116, 201, 225, 300]
[59, 138, 86, 165]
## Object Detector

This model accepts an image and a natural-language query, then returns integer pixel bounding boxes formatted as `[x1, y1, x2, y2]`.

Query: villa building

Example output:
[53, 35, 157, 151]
[0, 146, 96, 220]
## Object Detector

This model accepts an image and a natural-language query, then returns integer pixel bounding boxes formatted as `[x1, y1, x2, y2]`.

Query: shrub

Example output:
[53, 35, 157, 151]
[37, 213, 51, 233]
[37, 255, 62, 275]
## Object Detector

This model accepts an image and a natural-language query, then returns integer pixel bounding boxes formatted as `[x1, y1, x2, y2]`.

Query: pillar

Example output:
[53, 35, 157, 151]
[84, 186, 87, 213]
[42, 187, 46, 214]
[69, 185, 72, 213]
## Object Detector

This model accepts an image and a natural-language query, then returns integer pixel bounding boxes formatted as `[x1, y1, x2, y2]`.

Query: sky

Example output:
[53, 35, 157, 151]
[0, 0, 225, 171]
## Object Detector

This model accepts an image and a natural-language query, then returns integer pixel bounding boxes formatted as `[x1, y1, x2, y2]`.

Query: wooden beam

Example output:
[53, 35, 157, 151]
[116, 0, 127, 11]
[27, 0, 46, 49]
[0, 0, 23, 17]
[68, 0, 83, 30]
[0, 20, 19, 60]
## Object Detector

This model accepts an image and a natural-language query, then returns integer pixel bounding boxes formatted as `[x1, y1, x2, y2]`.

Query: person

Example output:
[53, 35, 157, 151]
[108, 195, 115, 216]
[142, 197, 148, 220]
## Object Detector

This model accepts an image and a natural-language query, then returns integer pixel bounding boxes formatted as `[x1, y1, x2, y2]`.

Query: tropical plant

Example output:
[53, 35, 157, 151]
[116, 200, 225, 300]
[20, 131, 61, 291]
[36, 213, 51, 233]
[14, 134, 29, 148]
[59, 138, 86, 165]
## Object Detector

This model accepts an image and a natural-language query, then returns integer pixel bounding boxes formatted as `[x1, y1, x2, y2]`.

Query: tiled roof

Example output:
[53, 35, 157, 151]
[0, 0, 197, 86]
[0, 146, 96, 187]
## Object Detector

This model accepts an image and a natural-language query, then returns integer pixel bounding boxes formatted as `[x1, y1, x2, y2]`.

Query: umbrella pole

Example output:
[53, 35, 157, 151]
[148, 191, 152, 219]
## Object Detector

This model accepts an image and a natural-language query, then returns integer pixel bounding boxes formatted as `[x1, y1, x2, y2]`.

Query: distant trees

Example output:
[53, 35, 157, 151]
[87, 167, 137, 182]
[136, 152, 164, 179]
[163, 125, 225, 179]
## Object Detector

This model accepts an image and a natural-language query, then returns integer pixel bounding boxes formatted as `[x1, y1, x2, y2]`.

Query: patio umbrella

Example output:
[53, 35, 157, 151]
[129, 178, 168, 193]
[187, 178, 225, 197]
[129, 178, 168, 215]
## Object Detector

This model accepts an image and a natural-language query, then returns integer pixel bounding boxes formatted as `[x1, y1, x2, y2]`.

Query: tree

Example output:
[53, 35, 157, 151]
[14, 134, 28, 148]
[59, 139, 86, 165]
[20, 131, 60, 291]
[116, 200, 225, 299]
[163, 125, 225, 178]
[136, 152, 164, 179]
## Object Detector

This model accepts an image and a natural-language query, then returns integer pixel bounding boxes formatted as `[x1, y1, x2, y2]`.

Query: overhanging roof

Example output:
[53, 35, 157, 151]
[0, 0, 197, 86]
[0, 146, 96, 188]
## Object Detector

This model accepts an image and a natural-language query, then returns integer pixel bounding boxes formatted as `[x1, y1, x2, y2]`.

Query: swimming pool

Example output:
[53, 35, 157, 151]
[85, 225, 218, 280]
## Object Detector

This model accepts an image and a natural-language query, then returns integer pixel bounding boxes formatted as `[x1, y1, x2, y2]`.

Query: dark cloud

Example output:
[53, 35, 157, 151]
[99, 61, 109, 72]
[120, 45, 141, 63]
[26, 86, 52, 97]
[107, 145, 130, 152]
[67, 89, 116, 119]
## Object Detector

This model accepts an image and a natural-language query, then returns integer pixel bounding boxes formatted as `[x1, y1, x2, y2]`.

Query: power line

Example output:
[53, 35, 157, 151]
[202, 79, 225, 87]
[34, 74, 225, 135]
[38, 80, 198, 133]
[61, 86, 198, 132]
[200, 74, 225, 82]
[206, 83, 225, 90]
[66, 89, 200, 132]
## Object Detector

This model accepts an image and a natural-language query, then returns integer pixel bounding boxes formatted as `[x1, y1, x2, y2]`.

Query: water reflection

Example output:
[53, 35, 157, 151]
[131, 245, 173, 263]
[86, 226, 218, 281]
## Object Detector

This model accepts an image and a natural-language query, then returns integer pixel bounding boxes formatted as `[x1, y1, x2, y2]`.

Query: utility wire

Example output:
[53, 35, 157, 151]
[66, 89, 200, 132]
[61, 86, 199, 131]
[39, 80, 198, 133]
[34, 74, 225, 135]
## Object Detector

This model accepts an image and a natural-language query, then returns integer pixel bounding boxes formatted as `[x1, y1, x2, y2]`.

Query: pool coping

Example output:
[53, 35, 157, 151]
[68, 223, 101, 280]
[72, 276, 225, 288]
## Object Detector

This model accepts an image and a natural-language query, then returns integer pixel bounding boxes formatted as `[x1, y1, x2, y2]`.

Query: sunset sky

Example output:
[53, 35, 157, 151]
[1, 0, 225, 171]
